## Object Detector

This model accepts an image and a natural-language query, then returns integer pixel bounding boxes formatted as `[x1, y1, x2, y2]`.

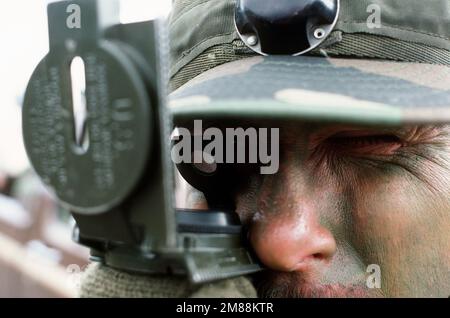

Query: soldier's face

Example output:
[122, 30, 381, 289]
[233, 123, 450, 297]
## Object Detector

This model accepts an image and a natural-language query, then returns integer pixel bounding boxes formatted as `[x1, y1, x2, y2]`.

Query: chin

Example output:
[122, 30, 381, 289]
[255, 271, 384, 298]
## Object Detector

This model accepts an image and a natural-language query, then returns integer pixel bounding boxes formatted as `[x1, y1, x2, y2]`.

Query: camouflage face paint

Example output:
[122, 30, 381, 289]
[234, 124, 450, 297]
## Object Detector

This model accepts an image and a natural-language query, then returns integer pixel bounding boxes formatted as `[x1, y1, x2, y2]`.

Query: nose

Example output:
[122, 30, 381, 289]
[247, 149, 338, 271]
[250, 208, 337, 272]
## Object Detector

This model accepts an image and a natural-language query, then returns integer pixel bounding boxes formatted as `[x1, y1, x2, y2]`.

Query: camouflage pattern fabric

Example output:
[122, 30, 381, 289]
[170, 56, 450, 125]
[169, 0, 450, 91]
[79, 263, 257, 298]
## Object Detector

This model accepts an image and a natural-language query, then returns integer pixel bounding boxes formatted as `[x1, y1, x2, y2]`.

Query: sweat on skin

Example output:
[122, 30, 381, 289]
[179, 123, 450, 297]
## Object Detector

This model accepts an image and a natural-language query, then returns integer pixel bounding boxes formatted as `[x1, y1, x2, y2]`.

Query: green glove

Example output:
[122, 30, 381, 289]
[79, 263, 257, 298]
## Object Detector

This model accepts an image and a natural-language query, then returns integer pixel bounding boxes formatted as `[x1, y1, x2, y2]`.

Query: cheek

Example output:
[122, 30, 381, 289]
[353, 177, 418, 249]
[351, 172, 450, 289]
[352, 173, 447, 246]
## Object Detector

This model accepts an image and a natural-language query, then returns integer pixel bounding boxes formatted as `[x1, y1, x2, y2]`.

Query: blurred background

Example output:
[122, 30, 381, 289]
[0, 0, 172, 298]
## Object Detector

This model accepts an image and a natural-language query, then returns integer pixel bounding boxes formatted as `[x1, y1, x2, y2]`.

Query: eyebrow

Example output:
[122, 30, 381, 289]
[308, 125, 447, 144]
[308, 125, 402, 144]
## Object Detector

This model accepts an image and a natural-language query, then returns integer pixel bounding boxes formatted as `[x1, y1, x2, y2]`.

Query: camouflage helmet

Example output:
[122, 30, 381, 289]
[168, 0, 450, 126]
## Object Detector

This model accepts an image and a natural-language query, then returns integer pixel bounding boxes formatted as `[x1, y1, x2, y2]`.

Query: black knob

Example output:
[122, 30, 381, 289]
[235, 0, 340, 55]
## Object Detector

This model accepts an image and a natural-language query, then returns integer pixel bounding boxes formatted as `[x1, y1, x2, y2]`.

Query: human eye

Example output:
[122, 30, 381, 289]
[324, 131, 404, 157]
